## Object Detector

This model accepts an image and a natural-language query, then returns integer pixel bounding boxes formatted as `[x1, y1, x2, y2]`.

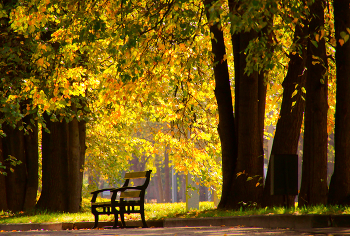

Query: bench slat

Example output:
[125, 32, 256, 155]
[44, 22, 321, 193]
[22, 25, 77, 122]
[91, 201, 111, 206]
[120, 190, 141, 198]
[124, 171, 148, 179]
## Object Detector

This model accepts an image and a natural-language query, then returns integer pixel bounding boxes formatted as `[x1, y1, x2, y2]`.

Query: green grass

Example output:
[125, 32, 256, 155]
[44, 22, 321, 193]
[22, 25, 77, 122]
[193, 204, 350, 218]
[1, 200, 350, 225]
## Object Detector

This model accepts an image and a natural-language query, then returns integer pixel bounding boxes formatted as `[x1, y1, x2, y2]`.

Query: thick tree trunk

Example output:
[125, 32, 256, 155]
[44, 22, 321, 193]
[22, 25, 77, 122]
[262, 23, 307, 207]
[227, 30, 262, 209]
[36, 113, 69, 211]
[1, 118, 39, 212]
[2, 124, 26, 212]
[299, 0, 328, 206]
[328, 0, 350, 205]
[37, 111, 86, 212]
[204, 0, 237, 209]
[67, 111, 82, 213]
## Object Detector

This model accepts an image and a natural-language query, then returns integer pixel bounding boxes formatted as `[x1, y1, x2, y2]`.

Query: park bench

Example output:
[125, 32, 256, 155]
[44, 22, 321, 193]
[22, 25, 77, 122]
[90, 170, 152, 229]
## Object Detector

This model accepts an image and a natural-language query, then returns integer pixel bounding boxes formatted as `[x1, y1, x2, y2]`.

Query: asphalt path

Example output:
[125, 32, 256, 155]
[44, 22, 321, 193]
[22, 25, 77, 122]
[1, 226, 350, 236]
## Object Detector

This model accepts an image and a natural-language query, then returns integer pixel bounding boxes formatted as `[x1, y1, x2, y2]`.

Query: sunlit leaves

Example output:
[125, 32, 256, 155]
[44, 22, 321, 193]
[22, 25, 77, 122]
[2, 0, 341, 198]
[339, 30, 350, 46]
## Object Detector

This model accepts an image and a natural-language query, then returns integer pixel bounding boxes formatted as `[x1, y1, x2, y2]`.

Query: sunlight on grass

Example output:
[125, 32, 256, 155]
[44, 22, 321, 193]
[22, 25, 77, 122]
[1, 201, 350, 224]
[0, 210, 113, 224]
[145, 201, 214, 220]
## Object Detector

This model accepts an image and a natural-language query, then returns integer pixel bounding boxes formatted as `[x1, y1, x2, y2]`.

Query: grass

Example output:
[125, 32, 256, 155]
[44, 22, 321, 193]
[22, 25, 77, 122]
[1, 199, 350, 225]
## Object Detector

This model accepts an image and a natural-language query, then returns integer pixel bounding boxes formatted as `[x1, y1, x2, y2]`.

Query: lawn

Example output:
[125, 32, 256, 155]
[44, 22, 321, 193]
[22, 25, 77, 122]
[1, 199, 350, 224]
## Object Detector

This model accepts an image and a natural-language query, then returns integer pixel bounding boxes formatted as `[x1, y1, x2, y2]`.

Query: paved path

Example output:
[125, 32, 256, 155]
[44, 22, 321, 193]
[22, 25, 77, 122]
[2, 214, 350, 235]
[1, 226, 350, 236]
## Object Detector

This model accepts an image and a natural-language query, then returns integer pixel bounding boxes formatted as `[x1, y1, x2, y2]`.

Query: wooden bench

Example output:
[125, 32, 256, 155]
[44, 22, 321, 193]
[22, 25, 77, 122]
[91, 170, 152, 229]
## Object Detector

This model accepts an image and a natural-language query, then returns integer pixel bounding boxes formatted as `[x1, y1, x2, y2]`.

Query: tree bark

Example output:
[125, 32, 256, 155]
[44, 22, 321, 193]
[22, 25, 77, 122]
[257, 51, 268, 193]
[179, 174, 186, 202]
[78, 119, 86, 210]
[227, 30, 262, 209]
[233, 33, 240, 131]
[68, 108, 82, 212]
[164, 146, 171, 202]
[0, 139, 7, 211]
[37, 111, 87, 212]
[2, 124, 26, 212]
[258, 72, 267, 186]
[1, 117, 39, 212]
[328, 0, 350, 205]
[257, 20, 271, 187]
[156, 163, 164, 203]
[36, 113, 69, 211]
[203, 0, 237, 209]
[130, 153, 147, 186]
[299, 0, 328, 206]
[262, 23, 308, 207]
[22, 115, 39, 211]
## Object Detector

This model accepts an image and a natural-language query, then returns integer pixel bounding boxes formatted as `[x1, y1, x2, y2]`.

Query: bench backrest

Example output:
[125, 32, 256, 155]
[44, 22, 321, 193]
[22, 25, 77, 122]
[121, 170, 152, 193]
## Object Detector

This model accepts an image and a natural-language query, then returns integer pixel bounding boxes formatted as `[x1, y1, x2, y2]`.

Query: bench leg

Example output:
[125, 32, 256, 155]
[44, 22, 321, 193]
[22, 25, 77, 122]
[112, 213, 119, 228]
[141, 211, 148, 228]
[120, 212, 126, 228]
[92, 214, 99, 229]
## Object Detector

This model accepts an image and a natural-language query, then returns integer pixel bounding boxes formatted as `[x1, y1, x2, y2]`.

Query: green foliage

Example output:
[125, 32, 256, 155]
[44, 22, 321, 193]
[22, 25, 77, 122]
[0, 155, 22, 176]
[0, 163, 5, 175]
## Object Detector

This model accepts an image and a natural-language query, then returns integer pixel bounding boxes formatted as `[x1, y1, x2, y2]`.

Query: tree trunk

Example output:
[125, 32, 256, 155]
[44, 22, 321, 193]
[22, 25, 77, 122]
[1, 118, 39, 212]
[258, 60, 267, 189]
[156, 163, 164, 203]
[22, 115, 39, 211]
[262, 23, 308, 207]
[164, 146, 171, 202]
[226, 30, 262, 209]
[203, 0, 237, 209]
[328, 0, 350, 205]
[179, 174, 186, 202]
[299, 0, 328, 206]
[67, 110, 82, 213]
[130, 153, 147, 186]
[37, 111, 87, 212]
[6, 129, 26, 211]
[2, 124, 26, 212]
[36, 113, 69, 211]
[78, 119, 87, 210]
[0, 139, 7, 211]
[257, 22, 270, 188]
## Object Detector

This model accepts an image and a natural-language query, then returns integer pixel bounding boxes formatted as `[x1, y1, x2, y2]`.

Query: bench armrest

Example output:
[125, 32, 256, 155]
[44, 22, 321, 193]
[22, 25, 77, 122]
[90, 188, 115, 203]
